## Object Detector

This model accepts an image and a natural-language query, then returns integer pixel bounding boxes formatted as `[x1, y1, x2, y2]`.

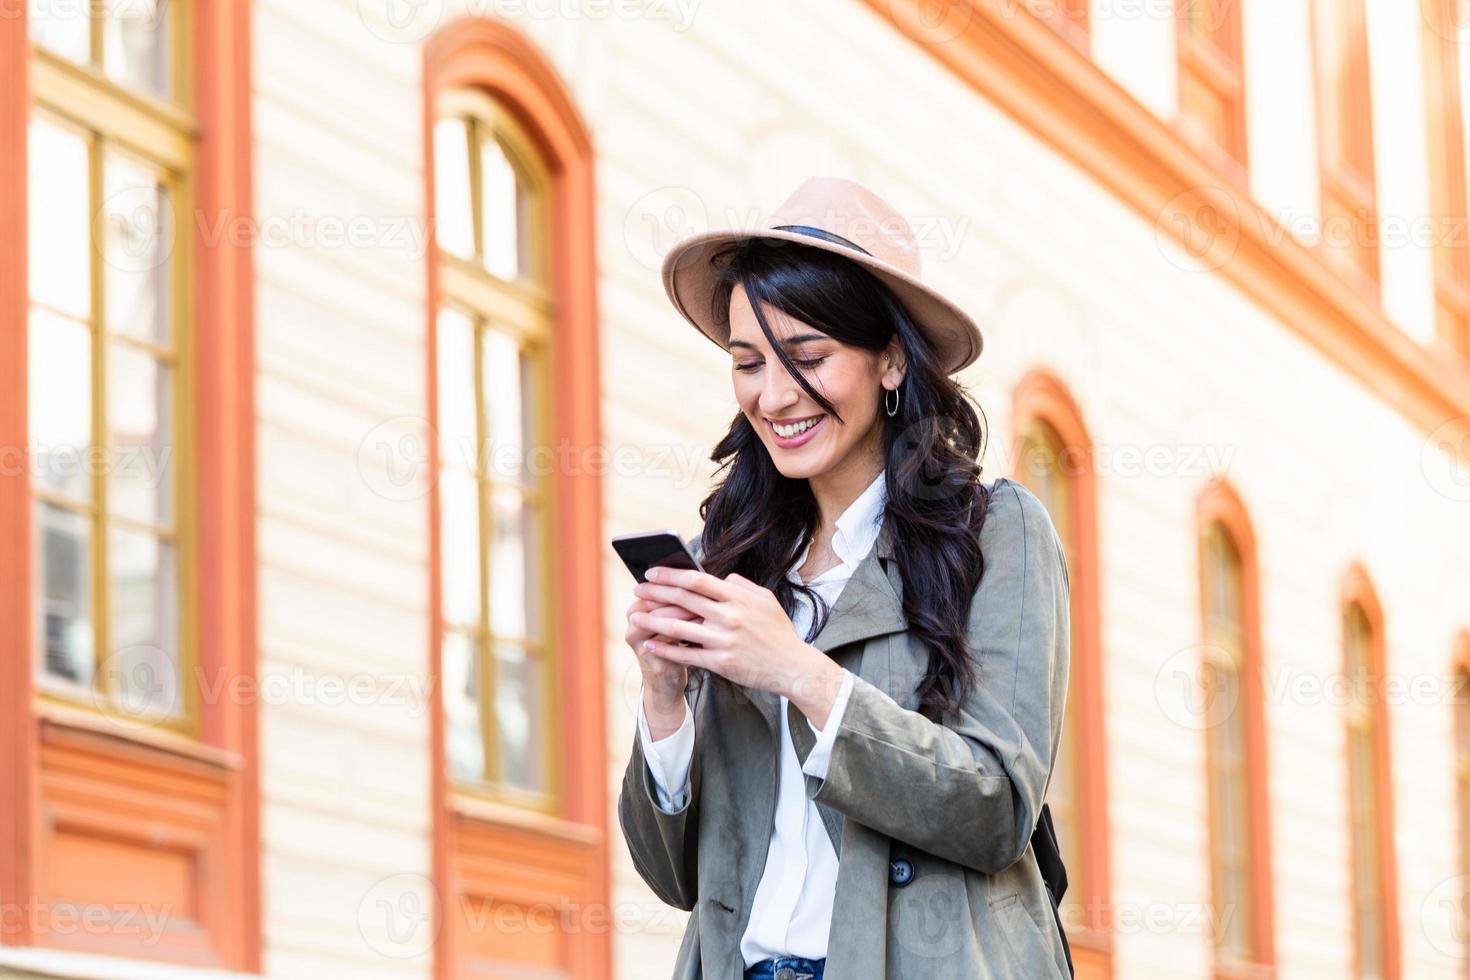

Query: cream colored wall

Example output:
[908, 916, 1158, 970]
[253, 0, 434, 977]
[245, 1, 1470, 978]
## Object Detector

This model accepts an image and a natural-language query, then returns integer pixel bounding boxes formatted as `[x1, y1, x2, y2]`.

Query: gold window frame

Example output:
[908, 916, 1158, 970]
[434, 86, 561, 813]
[28, 1, 200, 736]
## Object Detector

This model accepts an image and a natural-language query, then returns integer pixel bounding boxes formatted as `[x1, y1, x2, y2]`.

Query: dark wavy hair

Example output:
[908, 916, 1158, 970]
[689, 236, 994, 720]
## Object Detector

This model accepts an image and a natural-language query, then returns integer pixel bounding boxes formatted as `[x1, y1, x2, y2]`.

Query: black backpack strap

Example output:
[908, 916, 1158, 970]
[1030, 802, 1075, 978]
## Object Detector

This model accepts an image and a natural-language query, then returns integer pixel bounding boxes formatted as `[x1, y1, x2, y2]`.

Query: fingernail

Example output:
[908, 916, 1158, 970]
[631, 613, 643, 625]
[647, 568, 660, 581]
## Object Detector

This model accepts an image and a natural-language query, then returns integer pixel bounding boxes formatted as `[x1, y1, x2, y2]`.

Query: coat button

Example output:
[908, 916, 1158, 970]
[889, 857, 914, 887]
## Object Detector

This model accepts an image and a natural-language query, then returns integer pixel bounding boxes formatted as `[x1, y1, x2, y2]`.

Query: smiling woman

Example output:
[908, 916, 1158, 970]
[618, 176, 1075, 980]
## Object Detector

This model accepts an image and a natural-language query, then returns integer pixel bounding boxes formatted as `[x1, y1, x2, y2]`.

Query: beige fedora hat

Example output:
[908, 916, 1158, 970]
[660, 176, 984, 374]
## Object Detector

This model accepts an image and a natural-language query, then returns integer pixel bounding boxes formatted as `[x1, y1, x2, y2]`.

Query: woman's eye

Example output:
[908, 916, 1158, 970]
[733, 356, 825, 373]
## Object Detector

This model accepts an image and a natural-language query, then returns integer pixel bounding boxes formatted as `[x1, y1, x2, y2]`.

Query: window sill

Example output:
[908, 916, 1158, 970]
[447, 791, 601, 846]
[35, 699, 243, 776]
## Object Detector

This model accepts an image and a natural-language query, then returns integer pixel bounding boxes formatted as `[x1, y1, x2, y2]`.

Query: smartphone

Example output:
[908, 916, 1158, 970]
[611, 529, 706, 648]
[610, 529, 705, 583]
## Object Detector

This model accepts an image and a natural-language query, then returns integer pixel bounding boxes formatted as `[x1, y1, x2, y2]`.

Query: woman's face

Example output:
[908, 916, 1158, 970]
[727, 282, 903, 480]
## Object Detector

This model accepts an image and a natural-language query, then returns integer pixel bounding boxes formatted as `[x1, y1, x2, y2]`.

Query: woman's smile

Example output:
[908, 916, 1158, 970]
[766, 413, 827, 448]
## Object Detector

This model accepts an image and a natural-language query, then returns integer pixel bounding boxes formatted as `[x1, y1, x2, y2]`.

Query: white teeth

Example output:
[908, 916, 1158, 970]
[772, 416, 821, 438]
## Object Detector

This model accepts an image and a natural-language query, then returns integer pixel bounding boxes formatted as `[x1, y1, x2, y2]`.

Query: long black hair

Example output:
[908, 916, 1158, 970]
[691, 236, 994, 720]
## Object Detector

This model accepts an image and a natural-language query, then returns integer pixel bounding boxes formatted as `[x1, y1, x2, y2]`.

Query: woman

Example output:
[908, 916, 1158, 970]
[618, 176, 1072, 980]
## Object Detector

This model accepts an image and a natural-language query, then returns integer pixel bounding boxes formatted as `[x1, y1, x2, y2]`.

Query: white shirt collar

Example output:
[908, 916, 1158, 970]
[790, 469, 888, 578]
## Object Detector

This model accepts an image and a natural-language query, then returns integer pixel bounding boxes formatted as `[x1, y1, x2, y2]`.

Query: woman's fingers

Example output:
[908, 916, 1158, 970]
[633, 611, 720, 648]
[634, 581, 723, 621]
[644, 567, 740, 603]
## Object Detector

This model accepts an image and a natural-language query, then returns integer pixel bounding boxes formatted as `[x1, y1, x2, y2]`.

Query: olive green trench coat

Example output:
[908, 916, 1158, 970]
[617, 476, 1073, 979]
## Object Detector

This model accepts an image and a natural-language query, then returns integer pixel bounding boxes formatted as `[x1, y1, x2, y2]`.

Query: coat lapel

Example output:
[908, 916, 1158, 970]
[739, 520, 909, 856]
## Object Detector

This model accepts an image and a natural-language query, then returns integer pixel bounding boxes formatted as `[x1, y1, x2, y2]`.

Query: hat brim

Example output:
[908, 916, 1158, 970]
[660, 229, 984, 375]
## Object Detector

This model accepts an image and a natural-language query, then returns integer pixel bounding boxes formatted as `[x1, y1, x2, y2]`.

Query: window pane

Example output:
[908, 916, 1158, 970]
[36, 502, 93, 687]
[433, 118, 474, 260]
[29, 307, 93, 502]
[103, 151, 172, 344]
[107, 342, 173, 527]
[101, 0, 171, 100]
[480, 135, 521, 280]
[494, 642, 546, 793]
[482, 329, 530, 485]
[106, 526, 180, 717]
[443, 630, 485, 782]
[29, 0, 90, 63]
[489, 486, 542, 641]
[28, 117, 91, 319]
[436, 307, 477, 471]
[439, 468, 481, 628]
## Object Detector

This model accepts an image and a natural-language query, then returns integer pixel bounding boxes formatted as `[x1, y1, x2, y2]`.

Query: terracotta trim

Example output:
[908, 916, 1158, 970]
[422, 18, 607, 980]
[3, 0, 258, 966]
[862, 0, 1470, 459]
[0, 0, 38, 949]
[1194, 479, 1278, 972]
[1010, 370, 1113, 970]
[1338, 564, 1402, 980]
[193, 0, 259, 967]
[1454, 628, 1470, 886]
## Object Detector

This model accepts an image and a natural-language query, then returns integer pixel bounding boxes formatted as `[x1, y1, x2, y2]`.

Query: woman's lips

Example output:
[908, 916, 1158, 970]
[767, 414, 826, 448]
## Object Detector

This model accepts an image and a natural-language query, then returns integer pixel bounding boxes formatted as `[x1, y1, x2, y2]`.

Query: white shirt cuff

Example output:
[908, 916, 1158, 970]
[801, 668, 855, 780]
[637, 683, 695, 812]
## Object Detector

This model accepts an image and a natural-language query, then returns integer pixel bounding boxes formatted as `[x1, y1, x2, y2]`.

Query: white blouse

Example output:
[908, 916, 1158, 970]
[635, 468, 888, 967]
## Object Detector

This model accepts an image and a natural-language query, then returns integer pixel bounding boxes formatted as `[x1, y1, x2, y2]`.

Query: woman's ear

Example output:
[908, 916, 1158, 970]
[882, 340, 907, 388]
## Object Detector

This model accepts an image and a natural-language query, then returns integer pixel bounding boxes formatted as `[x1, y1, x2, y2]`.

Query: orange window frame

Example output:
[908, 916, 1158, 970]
[1454, 630, 1470, 891]
[1011, 369, 1113, 978]
[1027, 0, 1090, 55]
[1339, 567, 1402, 980]
[422, 17, 608, 980]
[1308, 0, 1382, 299]
[1195, 481, 1277, 978]
[1174, 0, 1248, 189]
[1420, 0, 1470, 359]
[0, 0, 257, 969]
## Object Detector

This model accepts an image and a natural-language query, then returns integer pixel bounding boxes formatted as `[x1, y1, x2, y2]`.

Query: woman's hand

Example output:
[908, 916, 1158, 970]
[625, 594, 700, 716]
[630, 566, 846, 722]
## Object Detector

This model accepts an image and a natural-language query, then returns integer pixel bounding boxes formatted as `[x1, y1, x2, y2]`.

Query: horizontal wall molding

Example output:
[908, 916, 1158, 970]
[865, 0, 1470, 461]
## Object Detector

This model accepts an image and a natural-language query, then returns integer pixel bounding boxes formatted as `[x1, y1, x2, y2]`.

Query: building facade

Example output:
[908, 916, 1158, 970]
[2, 0, 1469, 978]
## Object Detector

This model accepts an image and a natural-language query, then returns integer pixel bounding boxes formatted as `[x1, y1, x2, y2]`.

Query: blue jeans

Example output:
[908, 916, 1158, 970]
[743, 955, 825, 980]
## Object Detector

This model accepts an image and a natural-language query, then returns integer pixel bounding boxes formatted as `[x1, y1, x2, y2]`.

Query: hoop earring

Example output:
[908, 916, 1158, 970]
[884, 385, 900, 417]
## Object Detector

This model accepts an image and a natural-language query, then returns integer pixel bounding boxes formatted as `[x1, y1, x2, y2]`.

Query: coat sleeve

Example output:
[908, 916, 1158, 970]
[616, 527, 707, 911]
[803, 478, 1071, 874]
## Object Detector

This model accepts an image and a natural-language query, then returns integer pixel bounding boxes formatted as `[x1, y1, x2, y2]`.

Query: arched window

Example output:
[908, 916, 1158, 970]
[1018, 417, 1081, 869]
[1454, 633, 1470, 912]
[424, 17, 606, 979]
[1012, 370, 1111, 970]
[1340, 568, 1401, 979]
[432, 86, 556, 804]
[1196, 481, 1275, 973]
